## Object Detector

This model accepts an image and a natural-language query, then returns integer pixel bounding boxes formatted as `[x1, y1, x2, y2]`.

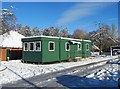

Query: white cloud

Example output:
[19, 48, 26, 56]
[56, 3, 112, 25]
[108, 18, 118, 21]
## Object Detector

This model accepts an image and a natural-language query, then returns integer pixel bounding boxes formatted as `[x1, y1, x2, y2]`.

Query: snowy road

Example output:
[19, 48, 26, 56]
[3, 58, 120, 88]
[0, 56, 117, 85]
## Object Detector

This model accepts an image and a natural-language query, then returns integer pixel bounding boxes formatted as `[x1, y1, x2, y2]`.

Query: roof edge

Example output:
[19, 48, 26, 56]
[22, 35, 84, 41]
[83, 40, 91, 42]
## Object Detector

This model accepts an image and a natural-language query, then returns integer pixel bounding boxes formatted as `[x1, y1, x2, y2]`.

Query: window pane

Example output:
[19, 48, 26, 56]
[86, 44, 89, 50]
[78, 44, 81, 50]
[50, 43, 54, 50]
[78, 44, 81, 48]
[24, 43, 28, 51]
[67, 44, 69, 50]
[30, 43, 34, 50]
[36, 42, 41, 51]
[66, 43, 70, 51]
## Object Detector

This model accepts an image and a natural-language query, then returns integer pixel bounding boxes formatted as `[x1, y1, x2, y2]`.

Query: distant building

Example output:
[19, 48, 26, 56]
[91, 44, 100, 56]
[0, 31, 25, 61]
[92, 44, 100, 52]
[111, 45, 120, 56]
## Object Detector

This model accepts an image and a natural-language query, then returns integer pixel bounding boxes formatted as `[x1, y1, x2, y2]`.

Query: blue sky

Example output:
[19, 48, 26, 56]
[3, 2, 118, 34]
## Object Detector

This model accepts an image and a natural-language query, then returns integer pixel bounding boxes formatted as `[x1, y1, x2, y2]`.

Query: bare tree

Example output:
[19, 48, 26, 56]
[89, 23, 118, 53]
[43, 27, 60, 36]
[110, 24, 117, 39]
[43, 27, 51, 36]
[0, 14, 2, 35]
[15, 24, 22, 32]
[73, 29, 88, 39]
[60, 28, 69, 37]
[2, 8, 16, 34]
[32, 27, 41, 36]
[17, 26, 32, 37]
[50, 27, 60, 36]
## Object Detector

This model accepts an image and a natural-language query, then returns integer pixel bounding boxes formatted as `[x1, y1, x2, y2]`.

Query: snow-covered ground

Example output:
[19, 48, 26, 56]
[0, 56, 118, 85]
[85, 63, 119, 87]
[56, 59, 120, 87]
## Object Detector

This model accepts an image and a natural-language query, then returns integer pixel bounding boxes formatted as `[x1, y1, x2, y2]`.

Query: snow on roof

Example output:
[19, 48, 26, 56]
[70, 41, 81, 44]
[23, 35, 91, 42]
[92, 44, 100, 50]
[60, 37, 82, 41]
[0, 31, 25, 48]
[24, 35, 60, 39]
[23, 35, 84, 41]
[83, 40, 91, 42]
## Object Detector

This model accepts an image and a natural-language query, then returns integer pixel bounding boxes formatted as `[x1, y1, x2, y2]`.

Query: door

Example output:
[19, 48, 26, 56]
[70, 44, 77, 59]
[2, 48, 6, 61]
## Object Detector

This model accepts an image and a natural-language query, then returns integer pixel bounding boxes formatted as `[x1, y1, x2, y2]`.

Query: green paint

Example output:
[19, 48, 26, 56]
[41, 37, 59, 62]
[22, 37, 91, 63]
[82, 40, 91, 58]
[6, 49, 10, 61]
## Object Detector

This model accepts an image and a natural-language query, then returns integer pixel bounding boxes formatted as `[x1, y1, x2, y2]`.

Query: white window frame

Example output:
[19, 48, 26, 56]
[35, 41, 41, 51]
[78, 43, 82, 51]
[29, 42, 35, 51]
[86, 43, 89, 51]
[65, 42, 70, 51]
[24, 42, 28, 51]
[48, 41, 55, 51]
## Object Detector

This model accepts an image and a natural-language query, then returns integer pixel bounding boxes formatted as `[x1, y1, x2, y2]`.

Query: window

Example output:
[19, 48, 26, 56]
[24, 42, 28, 51]
[49, 42, 55, 51]
[78, 43, 81, 51]
[29, 42, 34, 51]
[65, 42, 70, 51]
[86, 44, 89, 51]
[35, 41, 41, 51]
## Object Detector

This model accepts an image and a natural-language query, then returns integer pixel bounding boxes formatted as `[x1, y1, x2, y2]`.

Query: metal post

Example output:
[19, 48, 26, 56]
[98, 23, 103, 55]
[59, 27, 61, 62]
[110, 46, 113, 56]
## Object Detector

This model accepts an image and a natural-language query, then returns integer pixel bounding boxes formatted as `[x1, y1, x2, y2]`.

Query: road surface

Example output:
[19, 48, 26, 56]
[2, 58, 120, 89]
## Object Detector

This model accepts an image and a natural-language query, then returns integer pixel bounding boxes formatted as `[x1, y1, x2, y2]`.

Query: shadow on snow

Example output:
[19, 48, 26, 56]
[56, 75, 119, 89]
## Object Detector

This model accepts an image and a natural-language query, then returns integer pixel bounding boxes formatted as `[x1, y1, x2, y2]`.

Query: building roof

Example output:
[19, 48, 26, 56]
[23, 35, 60, 39]
[92, 44, 100, 50]
[70, 41, 81, 44]
[111, 45, 120, 48]
[0, 31, 25, 48]
[22, 35, 91, 42]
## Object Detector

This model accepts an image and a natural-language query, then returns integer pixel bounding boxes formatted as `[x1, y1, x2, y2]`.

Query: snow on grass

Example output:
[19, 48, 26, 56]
[0, 56, 118, 84]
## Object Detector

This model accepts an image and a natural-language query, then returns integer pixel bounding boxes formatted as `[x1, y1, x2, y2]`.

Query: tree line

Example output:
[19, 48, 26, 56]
[0, 7, 119, 52]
